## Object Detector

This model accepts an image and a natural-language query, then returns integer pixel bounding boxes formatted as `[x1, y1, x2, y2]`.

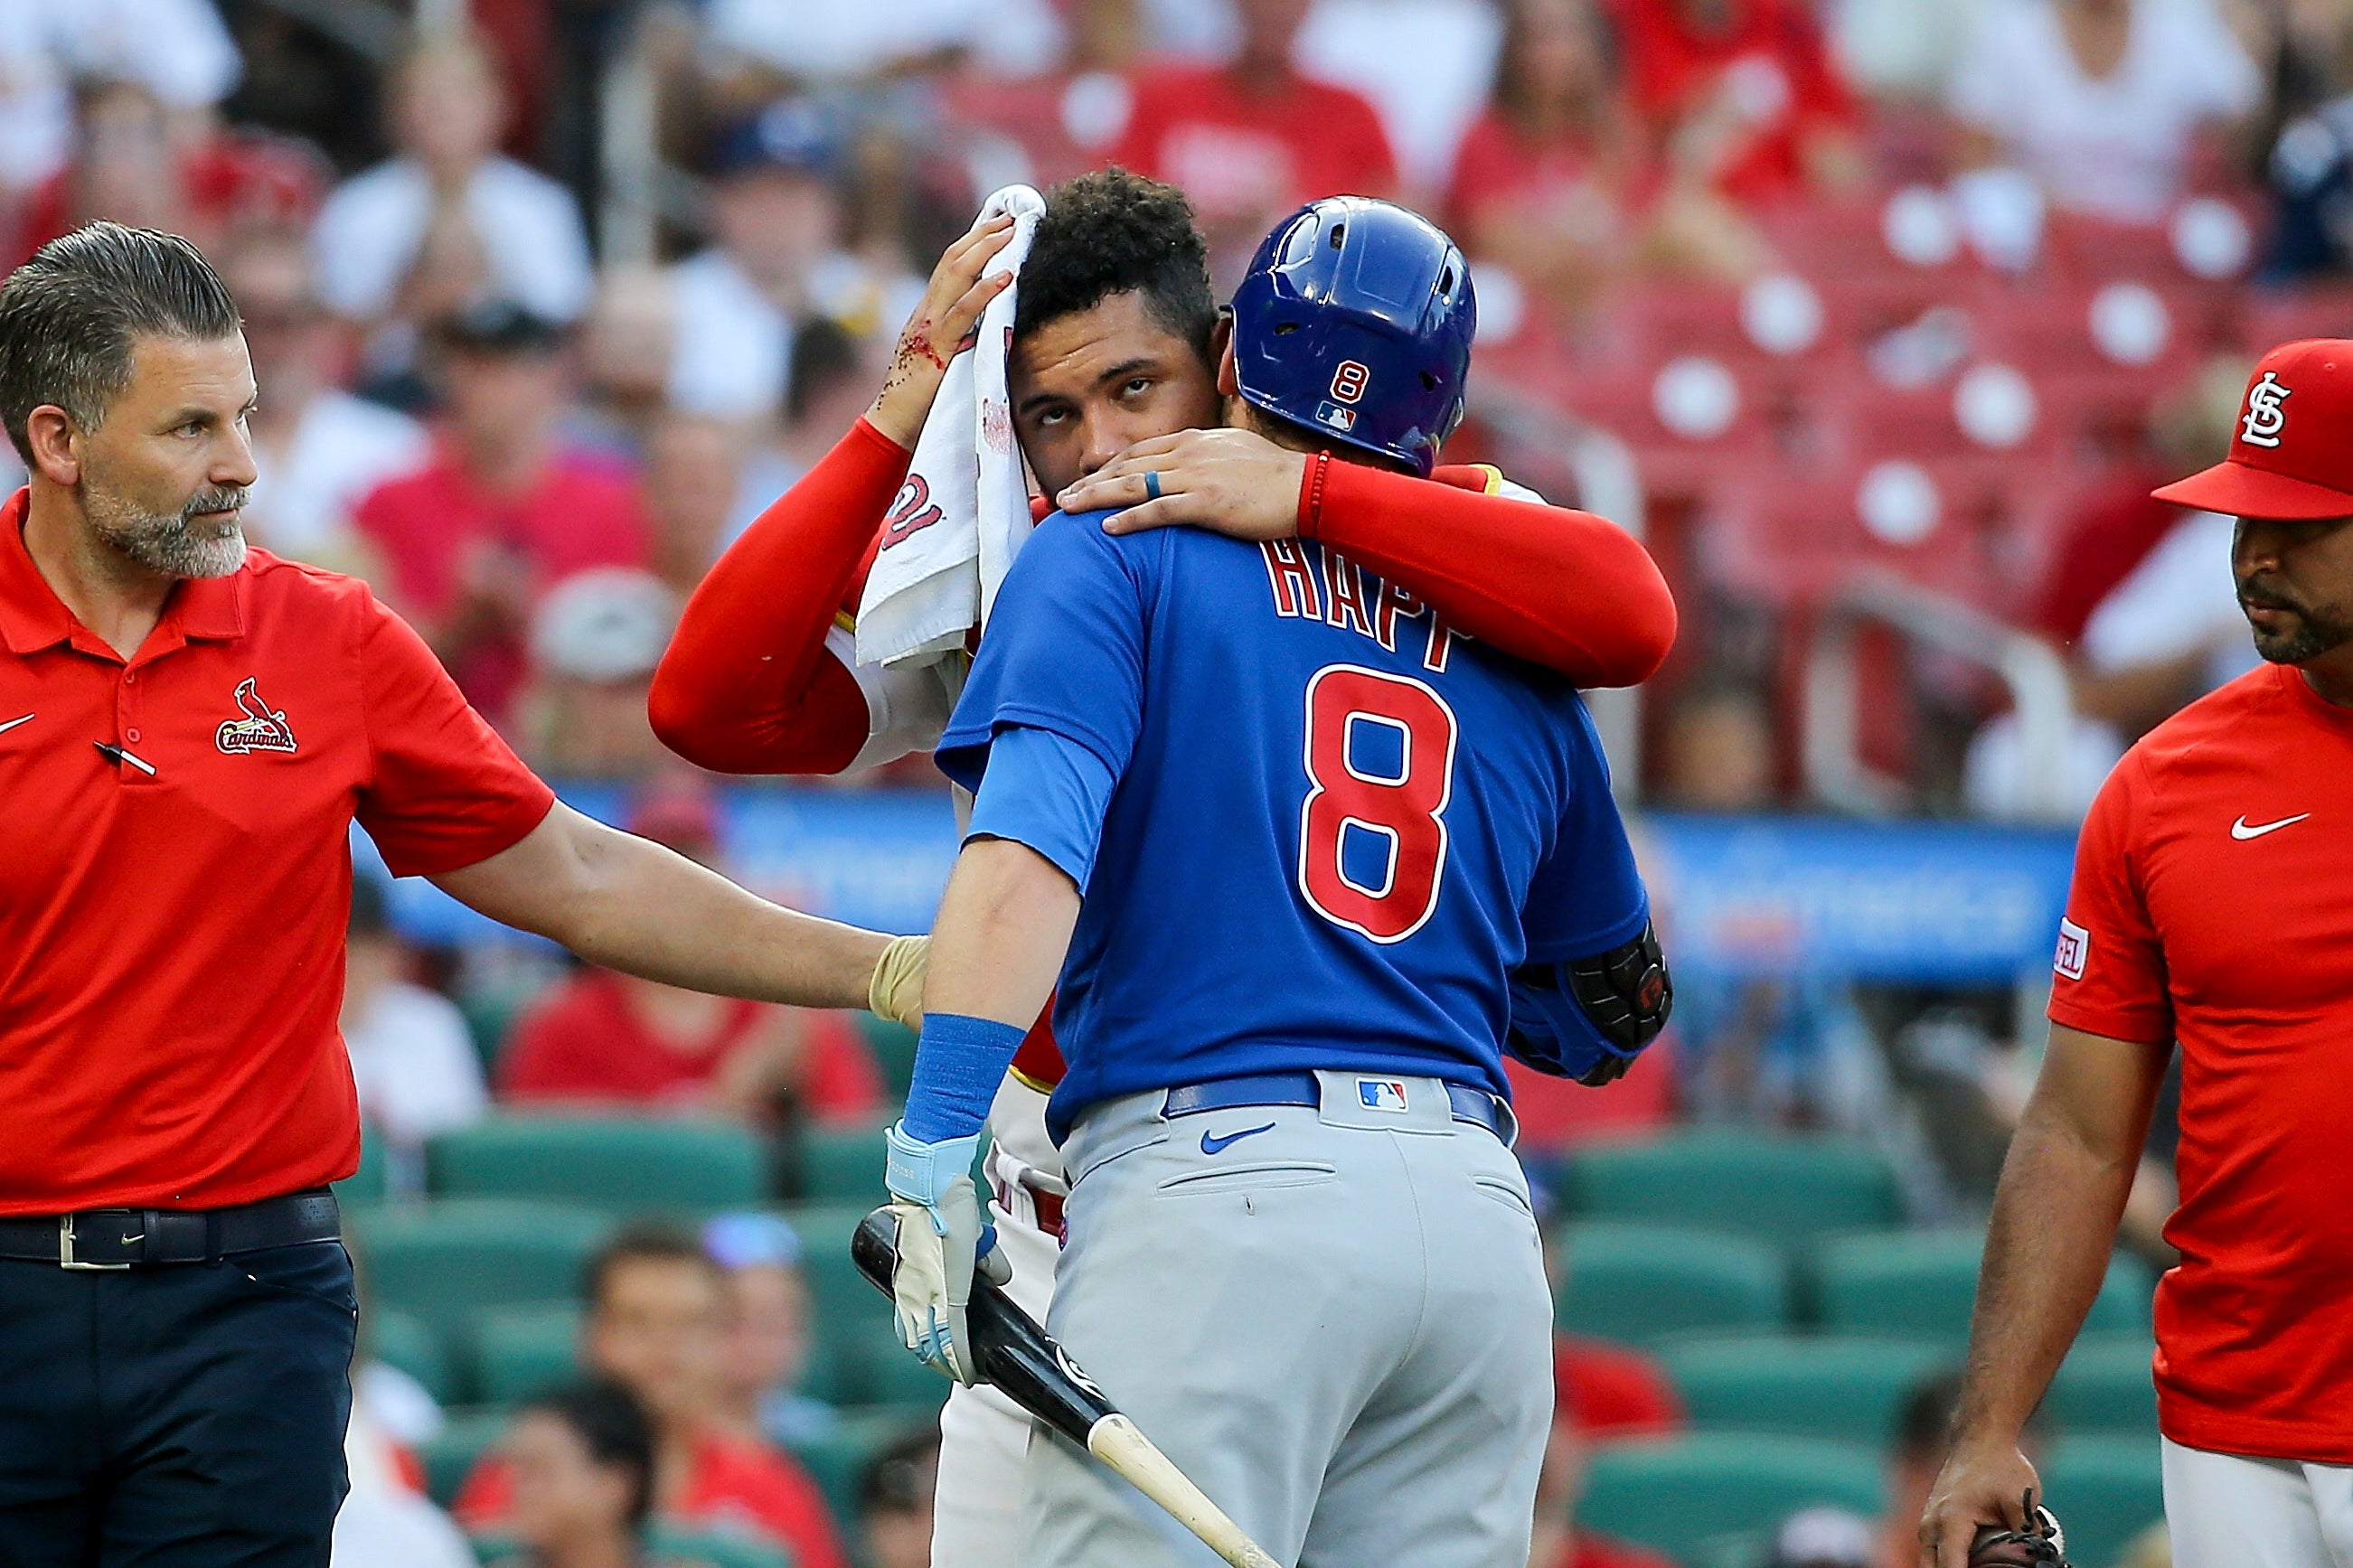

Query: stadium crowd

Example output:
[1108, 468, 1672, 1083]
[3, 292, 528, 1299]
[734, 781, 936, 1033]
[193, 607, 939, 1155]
[16, 0, 2316, 1563]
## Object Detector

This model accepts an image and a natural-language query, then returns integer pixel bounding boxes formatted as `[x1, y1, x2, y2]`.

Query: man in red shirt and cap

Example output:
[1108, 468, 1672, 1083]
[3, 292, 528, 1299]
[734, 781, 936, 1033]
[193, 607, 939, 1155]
[1918, 340, 2353, 1567]
[0, 221, 924, 1564]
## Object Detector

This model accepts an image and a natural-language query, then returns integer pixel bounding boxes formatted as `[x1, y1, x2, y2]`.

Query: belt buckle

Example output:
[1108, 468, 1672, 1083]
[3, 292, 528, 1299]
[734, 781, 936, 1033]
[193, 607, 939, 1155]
[59, 1215, 136, 1271]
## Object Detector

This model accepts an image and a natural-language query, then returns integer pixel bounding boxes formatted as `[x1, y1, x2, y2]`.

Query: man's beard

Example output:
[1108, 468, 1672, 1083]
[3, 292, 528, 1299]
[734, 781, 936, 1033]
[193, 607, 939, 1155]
[2241, 580, 2353, 664]
[83, 481, 249, 579]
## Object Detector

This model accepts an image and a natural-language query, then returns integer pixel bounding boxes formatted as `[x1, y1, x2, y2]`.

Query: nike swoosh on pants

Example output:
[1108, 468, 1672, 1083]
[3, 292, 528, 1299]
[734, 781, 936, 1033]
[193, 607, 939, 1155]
[1200, 1122, 1278, 1156]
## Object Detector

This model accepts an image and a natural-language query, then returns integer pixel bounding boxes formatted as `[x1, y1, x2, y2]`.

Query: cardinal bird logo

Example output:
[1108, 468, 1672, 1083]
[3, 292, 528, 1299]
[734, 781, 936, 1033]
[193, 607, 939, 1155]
[214, 678, 298, 756]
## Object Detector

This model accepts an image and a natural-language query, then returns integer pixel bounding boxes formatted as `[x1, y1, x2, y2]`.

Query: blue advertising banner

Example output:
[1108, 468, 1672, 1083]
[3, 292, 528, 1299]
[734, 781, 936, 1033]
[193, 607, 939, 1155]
[370, 791, 2080, 984]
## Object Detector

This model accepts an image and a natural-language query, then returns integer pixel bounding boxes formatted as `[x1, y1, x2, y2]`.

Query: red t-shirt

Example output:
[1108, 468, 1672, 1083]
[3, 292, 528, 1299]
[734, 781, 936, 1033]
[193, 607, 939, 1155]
[1445, 112, 1629, 239]
[1544, 1534, 1682, 1568]
[1605, 0, 1854, 202]
[1109, 63, 1398, 229]
[497, 968, 881, 1122]
[2050, 662, 2353, 1462]
[1556, 1332, 1685, 1438]
[353, 444, 651, 723]
[457, 1427, 847, 1568]
[0, 492, 554, 1213]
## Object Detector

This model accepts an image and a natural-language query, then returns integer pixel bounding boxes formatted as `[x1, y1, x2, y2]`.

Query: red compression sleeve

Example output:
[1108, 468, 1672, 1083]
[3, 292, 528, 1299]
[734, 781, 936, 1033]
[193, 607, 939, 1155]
[1299, 457, 1679, 688]
[649, 418, 910, 775]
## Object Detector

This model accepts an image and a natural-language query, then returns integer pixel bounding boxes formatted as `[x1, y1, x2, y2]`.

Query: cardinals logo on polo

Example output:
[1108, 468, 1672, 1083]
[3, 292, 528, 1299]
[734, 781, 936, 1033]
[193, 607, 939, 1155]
[215, 678, 297, 756]
[2242, 371, 2292, 448]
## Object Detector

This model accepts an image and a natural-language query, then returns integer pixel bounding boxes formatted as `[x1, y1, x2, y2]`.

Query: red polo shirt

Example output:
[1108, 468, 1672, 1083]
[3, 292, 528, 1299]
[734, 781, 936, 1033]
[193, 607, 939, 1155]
[2052, 662, 2353, 1462]
[0, 490, 554, 1215]
[1108, 63, 1398, 229]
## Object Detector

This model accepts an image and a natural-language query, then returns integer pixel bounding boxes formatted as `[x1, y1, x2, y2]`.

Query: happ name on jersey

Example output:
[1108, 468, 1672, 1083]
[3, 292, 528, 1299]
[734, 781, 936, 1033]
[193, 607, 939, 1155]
[1258, 539, 1465, 674]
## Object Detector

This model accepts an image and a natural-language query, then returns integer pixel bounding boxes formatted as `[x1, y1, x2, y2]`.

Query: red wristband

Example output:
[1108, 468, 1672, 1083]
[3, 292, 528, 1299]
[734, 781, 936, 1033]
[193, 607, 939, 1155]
[1298, 450, 1332, 539]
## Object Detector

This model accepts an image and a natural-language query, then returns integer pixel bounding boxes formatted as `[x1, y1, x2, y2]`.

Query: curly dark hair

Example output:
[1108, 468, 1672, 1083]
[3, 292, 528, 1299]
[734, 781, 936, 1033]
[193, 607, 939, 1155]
[1014, 168, 1216, 364]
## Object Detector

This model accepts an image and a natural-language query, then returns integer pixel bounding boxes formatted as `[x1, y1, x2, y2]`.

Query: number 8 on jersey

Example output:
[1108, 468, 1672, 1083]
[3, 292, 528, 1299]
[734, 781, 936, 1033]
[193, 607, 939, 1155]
[1297, 663, 1460, 944]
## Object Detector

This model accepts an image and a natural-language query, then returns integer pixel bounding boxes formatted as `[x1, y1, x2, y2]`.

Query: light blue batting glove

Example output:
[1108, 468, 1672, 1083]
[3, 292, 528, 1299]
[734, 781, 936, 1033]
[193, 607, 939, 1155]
[883, 1122, 1010, 1383]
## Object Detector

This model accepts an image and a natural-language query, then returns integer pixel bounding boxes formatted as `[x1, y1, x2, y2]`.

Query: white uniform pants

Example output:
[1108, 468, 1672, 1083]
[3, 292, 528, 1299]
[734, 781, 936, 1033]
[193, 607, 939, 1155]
[2164, 1437, 2353, 1568]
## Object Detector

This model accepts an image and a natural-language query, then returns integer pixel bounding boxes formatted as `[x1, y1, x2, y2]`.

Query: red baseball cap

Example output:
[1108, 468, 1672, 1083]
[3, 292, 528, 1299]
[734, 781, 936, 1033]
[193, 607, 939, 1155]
[2153, 340, 2353, 520]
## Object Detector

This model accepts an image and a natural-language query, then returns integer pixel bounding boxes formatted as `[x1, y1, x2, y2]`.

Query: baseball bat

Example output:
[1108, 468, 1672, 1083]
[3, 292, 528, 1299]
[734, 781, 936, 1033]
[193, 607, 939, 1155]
[852, 1207, 1284, 1568]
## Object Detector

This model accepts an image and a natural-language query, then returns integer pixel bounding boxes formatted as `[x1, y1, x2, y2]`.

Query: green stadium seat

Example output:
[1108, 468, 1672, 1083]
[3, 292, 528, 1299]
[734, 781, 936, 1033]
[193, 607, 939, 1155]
[350, 1199, 609, 1349]
[367, 1306, 459, 1405]
[1555, 1223, 1790, 1345]
[421, 1408, 509, 1507]
[2043, 1435, 2162, 1568]
[1661, 1335, 1953, 1446]
[790, 1121, 891, 1206]
[427, 1114, 766, 1216]
[2047, 1337, 2159, 1436]
[1557, 1131, 1901, 1246]
[645, 1525, 795, 1568]
[858, 1015, 919, 1103]
[474, 1303, 583, 1406]
[1580, 1432, 1884, 1563]
[337, 1121, 391, 1208]
[1812, 1232, 2154, 1342]
[786, 1404, 943, 1528]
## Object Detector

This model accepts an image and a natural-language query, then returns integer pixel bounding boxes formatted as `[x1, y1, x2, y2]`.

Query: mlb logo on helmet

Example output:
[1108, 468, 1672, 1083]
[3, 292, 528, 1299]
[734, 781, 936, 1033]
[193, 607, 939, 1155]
[2155, 340, 2353, 520]
[1358, 1078, 1410, 1113]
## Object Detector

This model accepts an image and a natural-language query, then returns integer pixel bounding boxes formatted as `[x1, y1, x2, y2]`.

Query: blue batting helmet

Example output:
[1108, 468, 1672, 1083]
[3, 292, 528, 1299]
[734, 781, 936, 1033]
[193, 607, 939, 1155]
[1228, 197, 1476, 477]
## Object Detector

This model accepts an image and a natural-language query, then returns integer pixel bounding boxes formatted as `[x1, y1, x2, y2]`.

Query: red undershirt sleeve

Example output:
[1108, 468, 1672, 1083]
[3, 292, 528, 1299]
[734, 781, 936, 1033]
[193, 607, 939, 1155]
[649, 418, 910, 775]
[1298, 455, 1679, 688]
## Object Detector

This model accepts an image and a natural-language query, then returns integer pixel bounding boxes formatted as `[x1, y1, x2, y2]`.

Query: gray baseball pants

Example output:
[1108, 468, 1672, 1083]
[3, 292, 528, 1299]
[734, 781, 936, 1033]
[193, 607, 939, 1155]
[1016, 1070, 1555, 1568]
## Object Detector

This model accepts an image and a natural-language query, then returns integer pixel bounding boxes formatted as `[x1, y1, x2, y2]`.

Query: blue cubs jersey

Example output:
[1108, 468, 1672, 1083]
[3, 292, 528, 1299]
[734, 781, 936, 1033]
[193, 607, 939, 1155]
[935, 508, 1649, 1142]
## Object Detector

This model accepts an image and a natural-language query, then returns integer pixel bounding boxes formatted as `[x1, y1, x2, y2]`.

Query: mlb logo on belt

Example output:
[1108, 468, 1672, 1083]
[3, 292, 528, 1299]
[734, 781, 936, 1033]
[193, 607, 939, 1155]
[1357, 1078, 1409, 1113]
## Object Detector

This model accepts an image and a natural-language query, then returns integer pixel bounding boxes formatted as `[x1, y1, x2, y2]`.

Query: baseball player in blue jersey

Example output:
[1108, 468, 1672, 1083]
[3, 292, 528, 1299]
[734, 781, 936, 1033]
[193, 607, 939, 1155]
[880, 198, 1673, 1568]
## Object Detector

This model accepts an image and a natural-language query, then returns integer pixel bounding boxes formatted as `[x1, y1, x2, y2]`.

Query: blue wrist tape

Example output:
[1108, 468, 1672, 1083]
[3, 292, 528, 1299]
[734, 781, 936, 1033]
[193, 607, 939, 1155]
[902, 1011, 1028, 1143]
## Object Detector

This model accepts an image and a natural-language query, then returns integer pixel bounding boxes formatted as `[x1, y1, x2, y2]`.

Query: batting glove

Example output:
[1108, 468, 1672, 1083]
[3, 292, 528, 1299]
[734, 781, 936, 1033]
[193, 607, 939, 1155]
[884, 1122, 1011, 1384]
[868, 934, 929, 1030]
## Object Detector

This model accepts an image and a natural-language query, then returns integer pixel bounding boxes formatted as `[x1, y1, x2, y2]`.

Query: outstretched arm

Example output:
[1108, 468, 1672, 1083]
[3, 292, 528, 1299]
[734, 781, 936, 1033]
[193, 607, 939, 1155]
[430, 802, 907, 1015]
[649, 214, 1017, 775]
[1057, 428, 1678, 687]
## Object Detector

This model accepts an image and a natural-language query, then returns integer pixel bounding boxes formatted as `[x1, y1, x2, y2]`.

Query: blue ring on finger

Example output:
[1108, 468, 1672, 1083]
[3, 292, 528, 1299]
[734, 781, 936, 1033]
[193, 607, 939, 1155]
[1143, 470, 1162, 502]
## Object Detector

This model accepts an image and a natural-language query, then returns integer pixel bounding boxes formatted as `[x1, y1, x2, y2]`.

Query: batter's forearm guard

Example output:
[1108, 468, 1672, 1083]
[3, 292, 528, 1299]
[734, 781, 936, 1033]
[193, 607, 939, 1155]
[1504, 918, 1673, 1086]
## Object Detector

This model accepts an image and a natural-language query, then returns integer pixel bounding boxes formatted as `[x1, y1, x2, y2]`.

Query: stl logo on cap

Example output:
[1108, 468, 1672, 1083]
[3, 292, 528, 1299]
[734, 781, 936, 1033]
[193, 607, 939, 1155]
[2242, 371, 2292, 448]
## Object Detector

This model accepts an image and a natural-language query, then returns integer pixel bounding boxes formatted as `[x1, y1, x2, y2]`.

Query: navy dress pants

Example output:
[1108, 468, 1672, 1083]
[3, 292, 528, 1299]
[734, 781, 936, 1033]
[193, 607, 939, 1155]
[0, 1243, 357, 1566]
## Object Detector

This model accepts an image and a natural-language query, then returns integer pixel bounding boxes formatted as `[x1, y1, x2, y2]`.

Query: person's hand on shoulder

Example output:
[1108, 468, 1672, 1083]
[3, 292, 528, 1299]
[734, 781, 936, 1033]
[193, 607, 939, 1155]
[1058, 428, 1311, 541]
[866, 214, 1018, 450]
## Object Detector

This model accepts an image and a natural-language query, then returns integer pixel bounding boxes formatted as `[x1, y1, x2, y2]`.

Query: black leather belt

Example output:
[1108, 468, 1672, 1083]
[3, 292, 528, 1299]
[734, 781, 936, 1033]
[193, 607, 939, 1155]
[0, 1189, 341, 1270]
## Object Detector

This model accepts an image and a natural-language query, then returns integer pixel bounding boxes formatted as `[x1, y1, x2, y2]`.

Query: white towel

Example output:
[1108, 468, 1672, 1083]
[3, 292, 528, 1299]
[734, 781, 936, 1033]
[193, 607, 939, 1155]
[856, 183, 1048, 668]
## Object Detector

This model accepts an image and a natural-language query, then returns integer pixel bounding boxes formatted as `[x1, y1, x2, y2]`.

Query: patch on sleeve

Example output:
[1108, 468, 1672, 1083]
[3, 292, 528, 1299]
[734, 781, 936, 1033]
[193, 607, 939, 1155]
[2054, 918, 2089, 981]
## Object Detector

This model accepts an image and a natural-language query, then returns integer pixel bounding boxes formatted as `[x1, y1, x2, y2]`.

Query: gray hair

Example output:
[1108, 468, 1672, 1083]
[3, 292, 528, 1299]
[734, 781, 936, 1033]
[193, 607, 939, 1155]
[0, 221, 242, 463]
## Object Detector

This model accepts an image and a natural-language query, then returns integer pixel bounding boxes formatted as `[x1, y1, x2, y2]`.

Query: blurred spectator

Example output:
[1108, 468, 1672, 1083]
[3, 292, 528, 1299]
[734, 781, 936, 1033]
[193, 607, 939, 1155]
[342, 873, 486, 1195]
[1607, 0, 1864, 205]
[311, 27, 593, 375]
[2264, 13, 2353, 277]
[1766, 1506, 1877, 1568]
[1293, 0, 1508, 198]
[944, 0, 1147, 188]
[1654, 681, 1891, 1131]
[221, 230, 426, 572]
[1964, 358, 2261, 819]
[858, 1426, 941, 1568]
[0, 0, 242, 197]
[353, 300, 652, 728]
[496, 782, 885, 1122]
[645, 413, 749, 596]
[517, 567, 681, 778]
[7, 75, 323, 268]
[1526, 1407, 1680, 1568]
[578, 265, 679, 462]
[1946, 0, 2261, 224]
[339, 1254, 472, 1568]
[727, 316, 876, 549]
[667, 99, 895, 422]
[1445, 0, 1643, 318]
[478, 1380, 659, 1568]
[459, 1225, 850, 1568]
[1830, 0, 1987, 102]
[1109, 0, 1398, 281]
[704, 1213, 839, 1451]
[701, 0, 1061, 83]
